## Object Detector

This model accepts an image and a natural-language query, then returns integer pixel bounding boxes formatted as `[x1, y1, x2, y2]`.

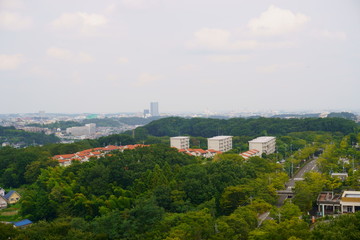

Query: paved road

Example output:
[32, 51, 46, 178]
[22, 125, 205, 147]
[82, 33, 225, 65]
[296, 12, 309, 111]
[286, 158, 318, 189]
[258, 156, 320, 225]
[276, 158, 319, 207]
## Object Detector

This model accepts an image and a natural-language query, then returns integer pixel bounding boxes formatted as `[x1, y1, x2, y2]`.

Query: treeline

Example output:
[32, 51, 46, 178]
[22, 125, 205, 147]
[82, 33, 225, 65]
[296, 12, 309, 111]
[27, 117, 162, 129]
[131, 117, 358, 138]
[0, 134, 136, 188]
[18, 145, 288, 239]
[0, 126, 60, 146]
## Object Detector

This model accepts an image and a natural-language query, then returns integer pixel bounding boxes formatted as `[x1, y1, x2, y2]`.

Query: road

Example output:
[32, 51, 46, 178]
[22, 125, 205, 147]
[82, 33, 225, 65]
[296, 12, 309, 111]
[258, 156, 320, 225]
[286, 157, 318, 189]
[276, 158, 318, 207]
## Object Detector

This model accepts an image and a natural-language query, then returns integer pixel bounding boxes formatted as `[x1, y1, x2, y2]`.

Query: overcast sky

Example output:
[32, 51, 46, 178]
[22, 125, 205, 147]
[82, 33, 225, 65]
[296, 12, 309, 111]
[0, 0, 359, 114]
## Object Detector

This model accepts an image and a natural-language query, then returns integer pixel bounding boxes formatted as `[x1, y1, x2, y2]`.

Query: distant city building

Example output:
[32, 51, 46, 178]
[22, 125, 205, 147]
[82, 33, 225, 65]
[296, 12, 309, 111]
[143, 109, 150, 118]
[170, 136, 190, 149]
[248, 136, 276, 155]
[208, 136, 232, 152]
[66, 123, 96, 136]
[150, 102, 159, 116]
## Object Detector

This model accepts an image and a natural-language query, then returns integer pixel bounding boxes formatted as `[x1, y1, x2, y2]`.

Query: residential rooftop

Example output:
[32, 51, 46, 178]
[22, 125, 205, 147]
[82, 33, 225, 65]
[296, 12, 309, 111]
[248, 136, 276, 143]
[208, 136, 232, 140]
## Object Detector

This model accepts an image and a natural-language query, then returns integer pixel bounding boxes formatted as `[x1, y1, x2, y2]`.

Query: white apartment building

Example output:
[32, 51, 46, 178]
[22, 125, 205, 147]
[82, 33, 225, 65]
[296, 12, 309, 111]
[248, 136, 276, 155]
[66, 123, 96, 137]
[208, 136, 233, 152]
[170, 136, 190, 149]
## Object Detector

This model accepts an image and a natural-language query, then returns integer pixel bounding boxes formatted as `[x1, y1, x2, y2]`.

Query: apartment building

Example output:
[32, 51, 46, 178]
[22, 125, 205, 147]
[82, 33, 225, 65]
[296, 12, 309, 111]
[170, 136, 190, 149]
[208, 136, 232, 152]
[248, 136, 276, 155]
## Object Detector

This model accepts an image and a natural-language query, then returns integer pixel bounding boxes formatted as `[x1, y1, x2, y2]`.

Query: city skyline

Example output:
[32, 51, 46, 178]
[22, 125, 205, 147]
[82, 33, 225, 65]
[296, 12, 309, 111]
[1, 0, 359, 114]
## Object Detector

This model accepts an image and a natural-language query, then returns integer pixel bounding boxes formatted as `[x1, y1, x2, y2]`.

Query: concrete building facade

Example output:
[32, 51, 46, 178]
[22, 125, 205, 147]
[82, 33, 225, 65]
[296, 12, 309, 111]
[150, 102, 159, 116]
[208, 136, 232, 152]
[170, 136, 190, 149]
[248, 136, 276, 155]
[66, 123, 96, 136]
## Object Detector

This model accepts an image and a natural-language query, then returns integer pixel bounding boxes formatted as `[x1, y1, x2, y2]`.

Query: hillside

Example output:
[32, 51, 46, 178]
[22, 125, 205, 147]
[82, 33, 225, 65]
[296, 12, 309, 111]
[134, 117, 358, 137]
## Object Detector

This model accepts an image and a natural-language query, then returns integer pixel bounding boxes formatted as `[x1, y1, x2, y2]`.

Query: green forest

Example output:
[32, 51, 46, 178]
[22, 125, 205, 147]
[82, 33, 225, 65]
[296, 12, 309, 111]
[0, 117, 360, 239]
[0, 126, 60, 146]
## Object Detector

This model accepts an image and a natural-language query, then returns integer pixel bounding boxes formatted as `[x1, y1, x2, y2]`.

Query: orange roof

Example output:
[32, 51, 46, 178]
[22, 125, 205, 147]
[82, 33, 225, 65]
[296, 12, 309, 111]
[93, 147, 105, 151]
[104, 145, 120, 150]
[58, 159, 71, 163]
[193, 149, 207, 154]
[54, 154, 75, 159]
[76, 152, 90, 157]
[78, 149, 93, 154]
[91, 151, 102, 155]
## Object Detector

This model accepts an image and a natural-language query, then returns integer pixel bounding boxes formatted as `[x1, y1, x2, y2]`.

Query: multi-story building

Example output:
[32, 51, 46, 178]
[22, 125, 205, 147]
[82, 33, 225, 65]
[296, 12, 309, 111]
[150, 102, 159, 116]
[66, 123, 96, 136]
[208, 136, 232, 152]
[170, 136, 190, 149]
[248, 136, 276, 155]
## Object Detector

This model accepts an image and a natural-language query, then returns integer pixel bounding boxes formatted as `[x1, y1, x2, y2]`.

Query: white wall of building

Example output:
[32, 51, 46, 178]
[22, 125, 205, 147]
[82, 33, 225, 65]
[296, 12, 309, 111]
[208, 136, 232, 152]
[170, 136, 190, 149]
[248, 136, 276, 155]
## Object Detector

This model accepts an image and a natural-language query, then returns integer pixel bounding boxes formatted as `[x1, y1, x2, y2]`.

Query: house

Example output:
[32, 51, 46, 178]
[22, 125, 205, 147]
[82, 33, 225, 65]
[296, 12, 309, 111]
[317, 192, 341, 216]
[4, 190, 21, 204]
[13, 219, 33, 228]
[340, 191, 360, 213]
[0, 187, 5, 196]
[240, 149, 261, 159]
[0, 195, 8, 209]
[317, 190, 360, 216]
[331, 173, 348, 181]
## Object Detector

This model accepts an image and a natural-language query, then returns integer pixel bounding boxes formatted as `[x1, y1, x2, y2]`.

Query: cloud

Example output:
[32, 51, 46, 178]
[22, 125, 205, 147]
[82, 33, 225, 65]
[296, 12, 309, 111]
[0, 0, 25, 9]
[248, 5, 310, 36]
[47, 47, 94, 63]
[257, 63, 303, 73]
[134, 73, 163, 87]
[318, 30, 347, 41]
[51, 12, 107, 35]
[188, 28, 261, 51]
[0, 11, 32, 30]
[0, 54, 25, 70]
[188, 28, 296, 51]
[116, 57, 129, 64]
[121, 0, 160, 9]
[178, 64, 197, 71]
[208, 55, 250, 63]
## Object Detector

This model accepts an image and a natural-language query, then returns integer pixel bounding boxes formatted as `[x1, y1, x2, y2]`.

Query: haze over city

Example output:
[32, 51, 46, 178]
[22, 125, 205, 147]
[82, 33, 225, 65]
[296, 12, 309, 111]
[1, 0, 359, 114]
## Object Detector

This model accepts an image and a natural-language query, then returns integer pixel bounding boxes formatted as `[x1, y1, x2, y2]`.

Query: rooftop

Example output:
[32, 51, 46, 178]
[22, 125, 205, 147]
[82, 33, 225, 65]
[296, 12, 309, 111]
[208, 136, 232, 140]
[249, 136, 276, 143]
[171, 136, 189, 139]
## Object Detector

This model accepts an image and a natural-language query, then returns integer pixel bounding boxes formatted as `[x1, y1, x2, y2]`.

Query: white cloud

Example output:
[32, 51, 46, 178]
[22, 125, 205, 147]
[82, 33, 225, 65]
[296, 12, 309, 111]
[257, 63, 303, 73]
[134, 73, 163, 87]
[121, 0, 160, 9]
[178, 64, 197, 71]
[0, 0, 25, 9]
[318, 30, 347, 41]
[188, 28, 262, 51]
[208, 55, 250, 63]
[0, 54, 25, 70]
[77, 52, 95, 63]
[46, 47, 94, 63]
[117, 57, 129, 64]
[248, 5, 310, 36]
[51, 12, 107, 35]
[0, 11, 32, 30]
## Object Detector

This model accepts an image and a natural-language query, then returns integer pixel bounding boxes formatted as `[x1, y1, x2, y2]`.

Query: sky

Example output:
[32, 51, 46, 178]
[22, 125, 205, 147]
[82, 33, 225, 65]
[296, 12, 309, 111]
[0, 0, 359, 114]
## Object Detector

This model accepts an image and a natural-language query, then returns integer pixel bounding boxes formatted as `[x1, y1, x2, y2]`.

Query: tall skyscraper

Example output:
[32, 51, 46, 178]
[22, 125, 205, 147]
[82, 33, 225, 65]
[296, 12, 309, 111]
[150, 102, 159, 116]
